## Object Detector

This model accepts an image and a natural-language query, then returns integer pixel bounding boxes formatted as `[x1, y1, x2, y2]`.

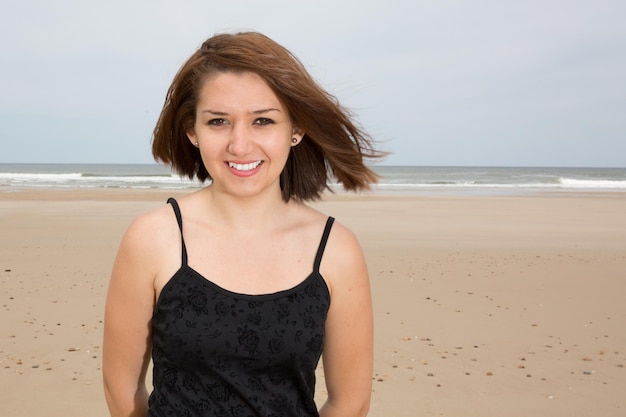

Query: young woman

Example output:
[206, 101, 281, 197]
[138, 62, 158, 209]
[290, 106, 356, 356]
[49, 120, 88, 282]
[103, 32, 384, 417]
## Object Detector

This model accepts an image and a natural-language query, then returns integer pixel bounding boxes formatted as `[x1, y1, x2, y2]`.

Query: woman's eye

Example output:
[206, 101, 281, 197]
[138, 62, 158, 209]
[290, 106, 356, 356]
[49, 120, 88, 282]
[208, 118, 228, 126]
[254, 118, 274, 126]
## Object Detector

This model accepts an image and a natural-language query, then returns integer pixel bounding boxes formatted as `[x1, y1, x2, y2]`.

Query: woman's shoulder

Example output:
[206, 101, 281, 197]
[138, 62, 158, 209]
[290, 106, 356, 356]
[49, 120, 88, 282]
[119, 200, 179, 257]
[294, 203, 359, 244]
[300, 205, 365, 276]
[318, 216, 368, 297]
[109, 200, 181, 293]
[325, 219, 363, 260]
[127, 201, 176, 234]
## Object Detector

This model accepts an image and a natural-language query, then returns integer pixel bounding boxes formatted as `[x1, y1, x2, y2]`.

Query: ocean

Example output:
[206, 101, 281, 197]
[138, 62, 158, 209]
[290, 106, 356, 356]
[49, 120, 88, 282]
[1, 163, 625, 195]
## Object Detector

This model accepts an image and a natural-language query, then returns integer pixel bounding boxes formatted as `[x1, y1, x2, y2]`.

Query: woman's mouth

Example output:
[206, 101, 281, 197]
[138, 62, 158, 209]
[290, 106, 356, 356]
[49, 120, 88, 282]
[227, 160, 263, 172]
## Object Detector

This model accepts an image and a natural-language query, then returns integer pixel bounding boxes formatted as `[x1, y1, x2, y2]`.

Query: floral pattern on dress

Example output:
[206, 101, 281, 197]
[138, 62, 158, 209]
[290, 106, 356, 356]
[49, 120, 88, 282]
[148, 267, 330, 417]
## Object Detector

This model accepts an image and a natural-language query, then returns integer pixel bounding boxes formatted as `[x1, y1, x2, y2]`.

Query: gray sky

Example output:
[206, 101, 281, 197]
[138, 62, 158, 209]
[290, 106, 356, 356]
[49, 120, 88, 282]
[1, 0, 625, 167]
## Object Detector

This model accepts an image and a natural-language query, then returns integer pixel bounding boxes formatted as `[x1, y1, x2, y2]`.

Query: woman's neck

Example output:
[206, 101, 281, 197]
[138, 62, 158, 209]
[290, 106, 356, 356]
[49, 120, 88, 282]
[198, 185, 298, 234]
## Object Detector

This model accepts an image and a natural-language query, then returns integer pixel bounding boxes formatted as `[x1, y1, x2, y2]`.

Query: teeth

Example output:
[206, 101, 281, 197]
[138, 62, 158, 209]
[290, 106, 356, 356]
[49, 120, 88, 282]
[228, 161, 262, 171]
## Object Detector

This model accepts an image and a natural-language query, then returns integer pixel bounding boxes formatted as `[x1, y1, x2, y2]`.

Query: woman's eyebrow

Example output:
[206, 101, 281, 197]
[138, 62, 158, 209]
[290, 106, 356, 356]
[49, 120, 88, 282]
[200, 108, 281, 115]
[201, 109, 229, 115]
[252, 108, 281, 115]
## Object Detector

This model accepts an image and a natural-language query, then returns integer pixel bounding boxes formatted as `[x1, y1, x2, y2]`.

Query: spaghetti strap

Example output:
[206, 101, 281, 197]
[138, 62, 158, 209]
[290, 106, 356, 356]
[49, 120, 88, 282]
[313, 217, 335, 273]
[167, 198, 188, 267]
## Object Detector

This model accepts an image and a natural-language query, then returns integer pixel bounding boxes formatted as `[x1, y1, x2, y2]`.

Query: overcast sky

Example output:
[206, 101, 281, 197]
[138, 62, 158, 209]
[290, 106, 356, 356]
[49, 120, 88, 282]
[1, 0, 625, 167]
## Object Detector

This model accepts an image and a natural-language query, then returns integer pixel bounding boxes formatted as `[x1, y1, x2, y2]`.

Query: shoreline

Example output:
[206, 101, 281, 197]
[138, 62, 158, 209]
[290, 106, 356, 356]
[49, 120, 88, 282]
[1, 189, 625, 416]
[2, 185, 626, 201]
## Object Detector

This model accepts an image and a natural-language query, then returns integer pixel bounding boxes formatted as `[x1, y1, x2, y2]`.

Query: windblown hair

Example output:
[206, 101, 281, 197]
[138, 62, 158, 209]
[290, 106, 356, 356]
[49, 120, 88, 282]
[152, 31, 386, 201]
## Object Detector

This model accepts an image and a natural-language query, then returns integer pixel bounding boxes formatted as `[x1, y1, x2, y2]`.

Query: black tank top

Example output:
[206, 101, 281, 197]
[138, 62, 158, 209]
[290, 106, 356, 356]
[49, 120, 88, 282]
[148, 198, 334, 417]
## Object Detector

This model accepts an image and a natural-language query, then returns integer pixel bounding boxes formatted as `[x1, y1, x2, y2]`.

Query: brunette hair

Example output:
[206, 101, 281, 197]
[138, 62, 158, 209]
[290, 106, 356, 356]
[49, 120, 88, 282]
[152, 31, 386, 201]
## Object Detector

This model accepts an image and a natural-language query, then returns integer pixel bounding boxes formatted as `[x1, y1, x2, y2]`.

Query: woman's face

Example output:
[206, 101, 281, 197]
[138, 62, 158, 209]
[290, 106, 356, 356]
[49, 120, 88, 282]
[187, 71, 303, 199]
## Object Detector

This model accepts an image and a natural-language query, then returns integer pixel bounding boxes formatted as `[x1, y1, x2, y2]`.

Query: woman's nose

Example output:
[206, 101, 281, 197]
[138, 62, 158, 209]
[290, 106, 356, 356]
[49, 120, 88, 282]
[227, 123, 253, 155]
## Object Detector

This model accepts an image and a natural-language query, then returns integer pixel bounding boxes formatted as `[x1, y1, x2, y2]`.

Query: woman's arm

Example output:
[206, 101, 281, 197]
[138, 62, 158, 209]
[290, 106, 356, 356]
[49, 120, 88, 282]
[103, 214, 162, 417]
[319, 224, 374, 417]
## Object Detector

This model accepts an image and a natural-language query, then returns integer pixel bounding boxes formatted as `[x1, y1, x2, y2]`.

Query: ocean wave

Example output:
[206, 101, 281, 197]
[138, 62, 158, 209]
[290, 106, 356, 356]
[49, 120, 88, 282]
[80, 172, 172, 178]
[558, 177, 626, 189]
[0, 172, 201, 189]
[373, 178, 626, 190]
[0, 172, 84, 182]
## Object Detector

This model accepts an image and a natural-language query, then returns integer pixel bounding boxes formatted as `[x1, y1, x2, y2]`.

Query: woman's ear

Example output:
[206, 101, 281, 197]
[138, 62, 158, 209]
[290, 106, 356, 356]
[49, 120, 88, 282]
[187, 129, 199, 147]
[291, 127, 305, 146]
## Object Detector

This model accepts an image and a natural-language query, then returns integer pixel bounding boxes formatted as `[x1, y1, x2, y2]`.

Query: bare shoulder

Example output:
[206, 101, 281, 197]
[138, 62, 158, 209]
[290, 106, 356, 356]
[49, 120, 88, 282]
[319, 218, 369, 294]
[122, 203, 177, 249]
[115, 202, 180, 279]
[326, 219, 364, 258]
[294, 204, 363, 257]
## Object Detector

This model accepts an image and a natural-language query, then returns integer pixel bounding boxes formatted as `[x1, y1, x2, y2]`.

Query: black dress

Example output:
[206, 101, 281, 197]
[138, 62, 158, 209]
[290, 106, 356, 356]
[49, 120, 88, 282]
[147, 198, 334, 417]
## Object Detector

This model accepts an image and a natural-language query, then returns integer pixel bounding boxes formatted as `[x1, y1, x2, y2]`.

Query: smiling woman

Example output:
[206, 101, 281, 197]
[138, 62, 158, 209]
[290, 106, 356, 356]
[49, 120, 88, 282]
[186, 71, 302, 197]
[103, 31, 386, 417]
[151, 31, 385, 201]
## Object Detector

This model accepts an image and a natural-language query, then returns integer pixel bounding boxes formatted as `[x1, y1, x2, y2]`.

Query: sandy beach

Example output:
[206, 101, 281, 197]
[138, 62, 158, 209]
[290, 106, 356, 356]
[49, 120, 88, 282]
[1, 188, 625, 417]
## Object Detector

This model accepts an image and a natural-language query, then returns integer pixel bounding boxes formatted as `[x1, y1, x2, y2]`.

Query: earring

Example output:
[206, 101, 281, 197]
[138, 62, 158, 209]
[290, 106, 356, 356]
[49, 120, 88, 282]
[194, 142, 199, 147]
[292, 138, 298, 144]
